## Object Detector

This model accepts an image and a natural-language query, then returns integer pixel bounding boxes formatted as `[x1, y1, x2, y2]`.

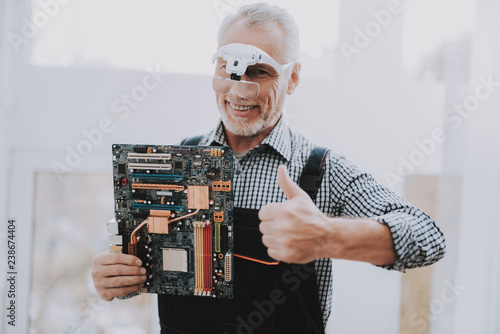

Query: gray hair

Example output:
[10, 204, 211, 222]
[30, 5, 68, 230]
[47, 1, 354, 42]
[217, 2, 300, 63]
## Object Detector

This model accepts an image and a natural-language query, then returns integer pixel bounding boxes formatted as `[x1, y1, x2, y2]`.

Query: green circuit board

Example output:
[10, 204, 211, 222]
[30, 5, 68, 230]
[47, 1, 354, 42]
[110, 144, 234, 298]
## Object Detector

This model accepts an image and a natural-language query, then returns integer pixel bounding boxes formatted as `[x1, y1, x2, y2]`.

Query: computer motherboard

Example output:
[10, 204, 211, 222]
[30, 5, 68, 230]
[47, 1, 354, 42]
[109, 144, 234, 298]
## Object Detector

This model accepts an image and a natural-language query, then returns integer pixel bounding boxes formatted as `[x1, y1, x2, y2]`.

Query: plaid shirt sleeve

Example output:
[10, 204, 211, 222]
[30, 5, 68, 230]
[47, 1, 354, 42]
[326, 153, 447, 272]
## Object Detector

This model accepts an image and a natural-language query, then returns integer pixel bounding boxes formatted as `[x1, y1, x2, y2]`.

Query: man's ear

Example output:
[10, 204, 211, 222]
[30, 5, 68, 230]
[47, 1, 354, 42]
[287, 62, 301, 95]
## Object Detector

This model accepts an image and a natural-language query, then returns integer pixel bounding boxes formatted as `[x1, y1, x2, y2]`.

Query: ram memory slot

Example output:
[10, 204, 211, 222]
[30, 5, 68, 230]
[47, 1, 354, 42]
[194, 222, 203, 295]
[204, 222, 213, 295]
[194, 221, 213, 296]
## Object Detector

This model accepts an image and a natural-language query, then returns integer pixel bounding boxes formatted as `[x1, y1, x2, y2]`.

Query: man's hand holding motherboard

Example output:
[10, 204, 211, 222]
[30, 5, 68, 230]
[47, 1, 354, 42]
[91, 252, 146, 301]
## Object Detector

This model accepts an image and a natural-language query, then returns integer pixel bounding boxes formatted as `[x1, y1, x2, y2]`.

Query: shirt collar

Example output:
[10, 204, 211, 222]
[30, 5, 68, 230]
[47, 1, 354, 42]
[260, 116, 292, 161]
[207, 116, 292, 161]
[204, 121, 227, 146]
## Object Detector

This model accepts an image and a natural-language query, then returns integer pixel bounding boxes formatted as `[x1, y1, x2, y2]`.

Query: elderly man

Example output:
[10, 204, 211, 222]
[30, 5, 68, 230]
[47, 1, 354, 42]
[92, 3, 446, 333]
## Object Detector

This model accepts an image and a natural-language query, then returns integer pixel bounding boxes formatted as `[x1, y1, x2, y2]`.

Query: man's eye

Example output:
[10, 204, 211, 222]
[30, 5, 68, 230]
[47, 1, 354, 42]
[247, 69, 270, 76]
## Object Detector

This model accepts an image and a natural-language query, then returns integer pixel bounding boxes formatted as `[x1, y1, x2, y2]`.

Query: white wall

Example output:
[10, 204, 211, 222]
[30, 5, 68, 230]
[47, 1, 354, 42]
[452, 0, 500, 332]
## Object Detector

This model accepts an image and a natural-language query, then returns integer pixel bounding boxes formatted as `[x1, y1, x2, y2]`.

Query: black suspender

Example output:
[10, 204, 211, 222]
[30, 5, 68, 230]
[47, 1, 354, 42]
[300, 147, 330, 201]
[181, 136, 330, 201]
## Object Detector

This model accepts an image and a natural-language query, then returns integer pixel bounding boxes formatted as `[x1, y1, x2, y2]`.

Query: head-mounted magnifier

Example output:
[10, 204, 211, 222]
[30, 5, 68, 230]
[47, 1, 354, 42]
[211, 43, 293, 99]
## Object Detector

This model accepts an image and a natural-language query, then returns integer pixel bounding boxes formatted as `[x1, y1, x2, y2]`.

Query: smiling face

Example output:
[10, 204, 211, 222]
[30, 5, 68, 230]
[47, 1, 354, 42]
[215, 19, 300, 138]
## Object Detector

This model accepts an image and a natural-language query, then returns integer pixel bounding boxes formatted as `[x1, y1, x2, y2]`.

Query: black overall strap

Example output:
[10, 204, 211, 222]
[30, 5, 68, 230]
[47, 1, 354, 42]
[180, 135, 203, 145]
[300, 147, 330, 201]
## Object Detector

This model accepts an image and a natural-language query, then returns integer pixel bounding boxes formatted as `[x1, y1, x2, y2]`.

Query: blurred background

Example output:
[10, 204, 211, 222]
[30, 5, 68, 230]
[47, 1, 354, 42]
[0, 0, 499, 333]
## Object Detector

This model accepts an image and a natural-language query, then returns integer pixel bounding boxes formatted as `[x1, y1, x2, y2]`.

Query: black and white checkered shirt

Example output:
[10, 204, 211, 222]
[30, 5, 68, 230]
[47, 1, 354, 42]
[198, 117, 447, 327]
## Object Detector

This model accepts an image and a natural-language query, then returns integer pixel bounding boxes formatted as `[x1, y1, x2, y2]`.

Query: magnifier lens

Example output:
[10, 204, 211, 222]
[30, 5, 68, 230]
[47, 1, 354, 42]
[212, 76, 260, 99]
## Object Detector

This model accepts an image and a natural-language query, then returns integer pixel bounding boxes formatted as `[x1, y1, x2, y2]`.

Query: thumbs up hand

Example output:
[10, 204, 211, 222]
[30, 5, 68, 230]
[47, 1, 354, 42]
[258, 165, 332, 264]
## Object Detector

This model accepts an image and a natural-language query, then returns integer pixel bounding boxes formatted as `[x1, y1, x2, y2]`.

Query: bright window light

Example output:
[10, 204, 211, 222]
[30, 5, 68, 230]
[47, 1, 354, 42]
[402, 0, 476, 82]
[29, 0, 339, 78]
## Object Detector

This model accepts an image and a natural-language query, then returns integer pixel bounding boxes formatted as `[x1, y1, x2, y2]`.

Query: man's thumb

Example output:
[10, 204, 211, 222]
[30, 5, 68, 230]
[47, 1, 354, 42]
[277, 165, 305, 200]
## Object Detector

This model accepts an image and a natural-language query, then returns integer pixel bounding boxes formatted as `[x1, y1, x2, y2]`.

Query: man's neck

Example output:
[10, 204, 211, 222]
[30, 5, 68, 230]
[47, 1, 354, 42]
[225, 129, 270, 153]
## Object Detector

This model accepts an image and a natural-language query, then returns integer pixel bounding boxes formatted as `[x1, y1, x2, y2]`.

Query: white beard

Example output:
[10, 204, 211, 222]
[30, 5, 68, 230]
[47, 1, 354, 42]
[220, 110, 269, 136]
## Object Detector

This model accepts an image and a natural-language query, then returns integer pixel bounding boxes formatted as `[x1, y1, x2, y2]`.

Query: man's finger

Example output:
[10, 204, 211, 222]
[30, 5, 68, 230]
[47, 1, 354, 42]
[267, 248, 284, 262]
[100, 283, 145, 301]
[258, 201, 283, 221]
[259, 220, 279, 235]
[103, 275, 147, 289]
[277, 165, 306, 200]
[101, 264, 146, 278]
[94, 252, 142, 266]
